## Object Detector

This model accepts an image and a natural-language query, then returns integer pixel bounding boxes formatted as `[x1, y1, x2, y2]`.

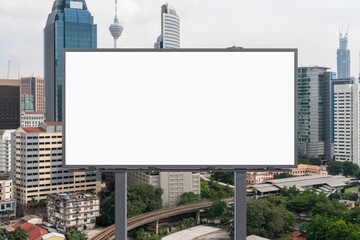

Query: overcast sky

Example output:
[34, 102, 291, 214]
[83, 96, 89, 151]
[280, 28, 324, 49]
[0, 0, 360, 79]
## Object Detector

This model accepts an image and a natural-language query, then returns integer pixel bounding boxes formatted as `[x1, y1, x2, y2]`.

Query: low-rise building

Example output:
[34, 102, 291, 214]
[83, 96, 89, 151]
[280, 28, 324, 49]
[21, 111, 45, 127]
[0, 174, 16, 220]
[47, 192, 100, 233]
[247, 164, 328, 184]
[250, 175, 350, 198]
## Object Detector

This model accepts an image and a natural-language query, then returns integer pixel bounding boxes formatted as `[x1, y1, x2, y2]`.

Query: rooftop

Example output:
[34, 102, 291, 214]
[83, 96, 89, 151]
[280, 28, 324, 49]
[21, 127, 46, 133]
[251, 175, 350, 194]
[43, 122, 62, 126]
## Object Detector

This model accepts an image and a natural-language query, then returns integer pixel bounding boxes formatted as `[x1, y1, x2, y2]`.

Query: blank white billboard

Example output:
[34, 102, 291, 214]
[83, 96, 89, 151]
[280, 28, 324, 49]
[64, 50, 296, 170]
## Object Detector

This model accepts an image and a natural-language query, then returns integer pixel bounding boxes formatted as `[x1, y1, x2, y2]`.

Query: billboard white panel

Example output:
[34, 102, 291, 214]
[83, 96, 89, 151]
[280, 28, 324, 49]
[64, 50, 296, 170]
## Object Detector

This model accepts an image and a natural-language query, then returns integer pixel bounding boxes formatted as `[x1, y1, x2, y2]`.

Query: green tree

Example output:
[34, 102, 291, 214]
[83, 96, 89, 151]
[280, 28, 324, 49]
[301, 215, 360, 240]
[273, 173, 296, 179]
[177, 192, 202, 206]
[100, 184, 163, 226]
[65, 229, 88, 240]
[210, 172, 234, 185]
[201, 180, 233, 201]
[343, 161, 359, 177]
[206, 200, 227, 222]
[279, 186, 300, 199]
[327, 161, 343, 175]
[247, 199, 295, 239]
[181, 217, 195, 228]
[8, 227, 28, 240]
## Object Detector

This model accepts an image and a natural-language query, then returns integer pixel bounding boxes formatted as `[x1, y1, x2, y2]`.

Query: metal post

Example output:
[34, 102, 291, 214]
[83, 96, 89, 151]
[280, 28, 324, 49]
[235, 171, 247, 240]
[115, 172, 127, 240]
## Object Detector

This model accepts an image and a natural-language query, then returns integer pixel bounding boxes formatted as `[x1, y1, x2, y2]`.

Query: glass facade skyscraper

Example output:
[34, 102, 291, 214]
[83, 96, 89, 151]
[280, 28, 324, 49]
[336, 32, 350, 79]
[154, 4, 180, 49]
[44, 0, 97, 121]
[297, 67, 332, 160]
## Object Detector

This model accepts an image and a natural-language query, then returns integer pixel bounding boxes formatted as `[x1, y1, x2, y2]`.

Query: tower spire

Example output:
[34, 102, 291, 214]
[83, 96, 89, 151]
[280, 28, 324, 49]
[115, 0, 118, 19]
[109, 0, 124, 48]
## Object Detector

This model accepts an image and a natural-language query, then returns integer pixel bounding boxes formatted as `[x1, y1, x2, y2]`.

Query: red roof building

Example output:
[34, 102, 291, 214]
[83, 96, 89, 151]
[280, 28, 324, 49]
[7, 220, 48, 240]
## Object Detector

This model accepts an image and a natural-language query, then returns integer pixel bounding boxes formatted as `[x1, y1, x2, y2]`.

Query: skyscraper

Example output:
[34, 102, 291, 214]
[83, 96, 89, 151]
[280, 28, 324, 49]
[109, 0, 124, 48]
[44, 0, 97, 122]
[337, 30, 350, 79]
[154, 4, 180, 49]
[297, 67, 332, 160]
[0, 79, 21, 130]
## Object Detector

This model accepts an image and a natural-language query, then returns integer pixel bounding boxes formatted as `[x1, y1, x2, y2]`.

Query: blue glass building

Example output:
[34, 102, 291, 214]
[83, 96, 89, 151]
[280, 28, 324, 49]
[336, 32, 350, 79]
[44, 0, 97, 121]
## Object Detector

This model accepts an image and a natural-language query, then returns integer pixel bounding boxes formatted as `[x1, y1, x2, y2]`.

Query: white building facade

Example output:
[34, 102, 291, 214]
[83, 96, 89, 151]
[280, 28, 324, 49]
[334, 82, 360, 165]
[128, 172, 200, 207]
[154, 3, 180, 49]
[21, 112, 45, 127]
[0, 130, 15, 173]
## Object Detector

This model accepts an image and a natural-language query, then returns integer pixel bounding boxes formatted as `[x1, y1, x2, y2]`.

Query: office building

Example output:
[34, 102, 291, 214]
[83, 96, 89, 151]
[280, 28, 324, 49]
[44, 0, 97, 122]
[331, 77, 355, 142]
[337, 31, 350, 79]
[128, 172, 200, 207]
[21, 77, 45, 113]
[0, 130, 15, 173]
[47, 192, 99, 232]
[297, 67, 332, 160]
[109, 0, 124, 48]
[154, 3, 180, 49]
[333, 81, 360, 165]
[0, 80, 21, 130]
[21, 112, 45, 127]
[11, 122, 101, 216]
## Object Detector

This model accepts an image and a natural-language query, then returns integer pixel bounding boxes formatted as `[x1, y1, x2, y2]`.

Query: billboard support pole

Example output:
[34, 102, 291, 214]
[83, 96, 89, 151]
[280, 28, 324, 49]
[235, 171, 247, 240]
[115, 171, 127, 240]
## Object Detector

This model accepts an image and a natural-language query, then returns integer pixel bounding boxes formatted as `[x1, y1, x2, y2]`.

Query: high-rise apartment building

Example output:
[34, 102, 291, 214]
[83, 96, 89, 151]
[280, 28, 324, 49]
[128, 172, 200, 207]
[333, 82, 360, 165]
[0, 80, 21, 130]
[11, 122, 101, 215]
[44, 0, 97, 122]
[337, 31, 350, 79]
[0, 130, 15, 173]
[21, 77, 45, 113]
[297, 67, 332, 160]
[154, 3, 180, 49]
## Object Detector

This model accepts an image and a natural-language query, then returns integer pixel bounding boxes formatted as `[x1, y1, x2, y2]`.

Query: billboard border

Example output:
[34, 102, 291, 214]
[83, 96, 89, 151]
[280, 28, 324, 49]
[62, 48, 298, 172]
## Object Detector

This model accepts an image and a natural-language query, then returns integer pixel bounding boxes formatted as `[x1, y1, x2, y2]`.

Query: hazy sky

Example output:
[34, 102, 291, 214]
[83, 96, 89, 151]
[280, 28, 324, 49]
[0, 0, 360, 79]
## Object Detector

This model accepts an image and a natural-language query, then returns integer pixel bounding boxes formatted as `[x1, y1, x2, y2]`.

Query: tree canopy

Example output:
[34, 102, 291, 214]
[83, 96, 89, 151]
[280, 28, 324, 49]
[301, 215, 360, 240]
[7, 227, 28, 240]
[100, 184, 163, 226]
[210, 172, 234, 185]
[177, 192, 202, 206]
[247, 198, 295, 239]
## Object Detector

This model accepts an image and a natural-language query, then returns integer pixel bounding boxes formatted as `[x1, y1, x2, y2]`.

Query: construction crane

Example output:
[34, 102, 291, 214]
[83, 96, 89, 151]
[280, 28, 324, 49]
[7, 60, 10, 79]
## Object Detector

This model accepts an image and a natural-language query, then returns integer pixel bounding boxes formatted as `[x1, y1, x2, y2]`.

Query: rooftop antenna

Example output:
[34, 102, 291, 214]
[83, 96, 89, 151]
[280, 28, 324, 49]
[18, 63, 21, 80]
[7, 60, 10, 79]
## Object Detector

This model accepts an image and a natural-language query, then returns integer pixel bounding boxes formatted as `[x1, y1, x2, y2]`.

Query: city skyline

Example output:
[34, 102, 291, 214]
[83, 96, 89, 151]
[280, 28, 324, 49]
[1, 0, 360, 79]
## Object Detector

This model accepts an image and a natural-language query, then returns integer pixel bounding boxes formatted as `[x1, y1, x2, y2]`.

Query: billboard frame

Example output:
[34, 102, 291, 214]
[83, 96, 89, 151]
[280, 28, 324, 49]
[62, 48, 298, 172]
